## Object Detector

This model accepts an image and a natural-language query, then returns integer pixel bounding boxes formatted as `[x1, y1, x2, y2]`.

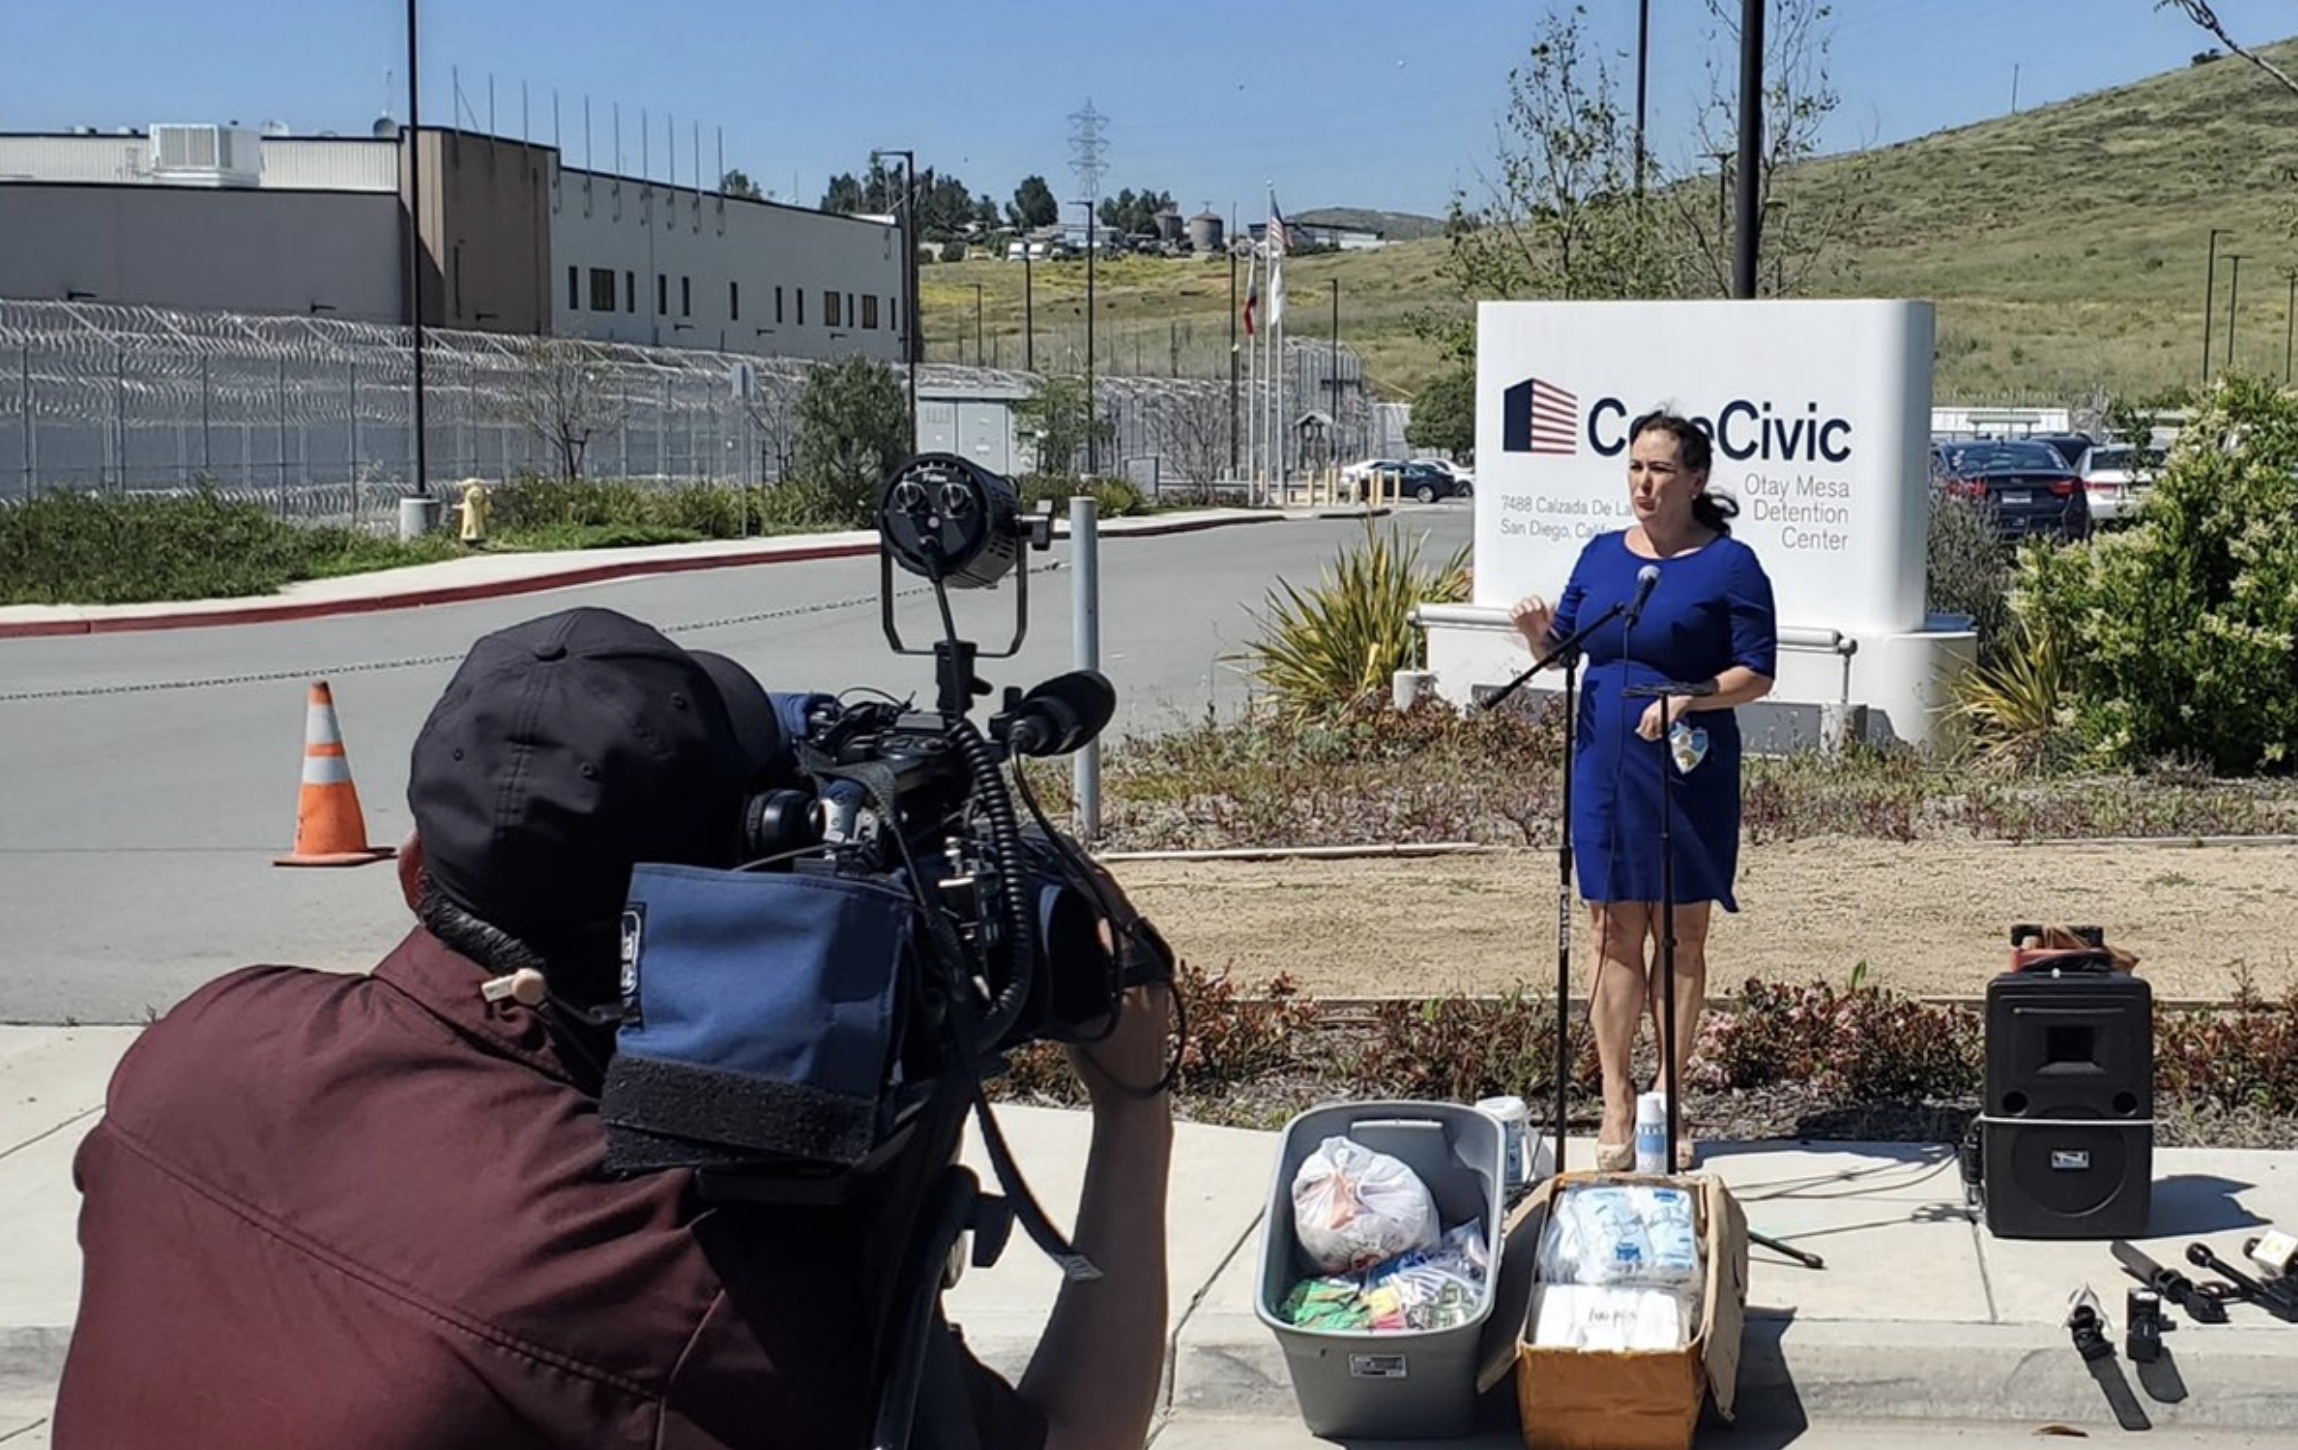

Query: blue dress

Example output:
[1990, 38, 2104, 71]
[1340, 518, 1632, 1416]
[1550, 531, 1778, 910]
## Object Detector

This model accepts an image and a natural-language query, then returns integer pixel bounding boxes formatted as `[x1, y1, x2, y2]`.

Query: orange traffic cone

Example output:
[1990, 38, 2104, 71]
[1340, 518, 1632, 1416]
[274, 680, 395, 867]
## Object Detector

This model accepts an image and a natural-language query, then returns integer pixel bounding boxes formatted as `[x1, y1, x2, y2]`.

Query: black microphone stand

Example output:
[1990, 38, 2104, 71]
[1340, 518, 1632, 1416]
[1622, 678, 1825, 1270]
[1482, 595, 1638, 1185]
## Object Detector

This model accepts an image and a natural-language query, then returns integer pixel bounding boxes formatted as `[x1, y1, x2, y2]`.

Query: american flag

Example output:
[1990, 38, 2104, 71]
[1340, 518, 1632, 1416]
[1526, 378, 1578, 455]
[1267, 193, 1290, 255]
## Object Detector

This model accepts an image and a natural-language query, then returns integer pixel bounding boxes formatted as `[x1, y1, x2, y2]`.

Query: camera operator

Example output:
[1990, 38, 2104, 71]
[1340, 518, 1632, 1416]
[55, 606, 1173, 1450]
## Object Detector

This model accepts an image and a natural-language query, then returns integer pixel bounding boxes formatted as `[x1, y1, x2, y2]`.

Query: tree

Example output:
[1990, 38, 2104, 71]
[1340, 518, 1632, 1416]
[820, 157, 903, 216]
[1007, 175, 1058, 230]
[503, 339, 630, 482]
[792, 357, 910, 524]
[1099, 187, 1177, 238]
[1151, 384, 1232, 489]
[2160, 1, 2298, 95]
[1428, 2, 1862, 357]
[720, 168, 764, 201]
[1673, 0, 1870, 298]
[1405, 367, 1474, 458]
[1015, 375, 1110, 477]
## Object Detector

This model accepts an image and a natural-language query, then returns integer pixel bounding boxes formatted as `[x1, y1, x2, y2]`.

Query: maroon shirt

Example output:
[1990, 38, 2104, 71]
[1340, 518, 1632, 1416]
[56, 928, 1041, 1450]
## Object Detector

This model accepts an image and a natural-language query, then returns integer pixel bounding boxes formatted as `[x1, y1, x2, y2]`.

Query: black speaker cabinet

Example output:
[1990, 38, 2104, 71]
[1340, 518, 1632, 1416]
[1981, 963, 2153, 1240]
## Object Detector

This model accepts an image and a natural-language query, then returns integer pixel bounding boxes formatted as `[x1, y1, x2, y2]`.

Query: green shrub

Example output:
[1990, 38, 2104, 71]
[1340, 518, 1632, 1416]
[2020, 375, 2298, 773]
[655, 483, 748, 538]
[0, 487, 310, 604]
[1230, 519, 1471, 721]
[1693, 977, 1981, 1102]
[1017, 473, 1149, 518]
[1925, 487, 2010, 651]
[2158, 981, 2298, 1114]
[748, 478, 856, 534]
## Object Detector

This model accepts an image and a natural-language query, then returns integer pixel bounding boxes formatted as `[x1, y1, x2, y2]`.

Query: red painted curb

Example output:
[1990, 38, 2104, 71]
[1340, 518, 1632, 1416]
[0, 511, 1295, 641]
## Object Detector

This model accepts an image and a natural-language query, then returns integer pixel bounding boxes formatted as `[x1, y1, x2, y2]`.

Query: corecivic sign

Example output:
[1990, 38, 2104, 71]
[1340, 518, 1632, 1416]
[1473, 299, 1936, 637]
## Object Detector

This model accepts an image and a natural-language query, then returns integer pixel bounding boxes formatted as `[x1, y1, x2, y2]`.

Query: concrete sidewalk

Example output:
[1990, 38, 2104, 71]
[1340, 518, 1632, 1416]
[0, 504, 1340, 639]
[7, 1025, 2297, 1445]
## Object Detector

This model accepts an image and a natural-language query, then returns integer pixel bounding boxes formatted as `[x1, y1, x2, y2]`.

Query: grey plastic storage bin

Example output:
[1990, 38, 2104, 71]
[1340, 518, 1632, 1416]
[1255, 1101, 1507, 1439]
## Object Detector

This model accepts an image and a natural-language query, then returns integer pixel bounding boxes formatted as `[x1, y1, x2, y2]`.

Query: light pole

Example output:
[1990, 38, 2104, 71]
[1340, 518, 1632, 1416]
[1023, 246, 1036, 371]
[972, 282, 984, 367]
[2204, 227, 2232, 384]
[2227, 252, 2246, 371]
[1634, 0, 1652, 196]
[1073, 199, 1098, 475]
[1328, 277, 1341, 462]
[1228, 243, 1239, 472]
[405, 0, 428, 497]
[873, 148, 918, 443]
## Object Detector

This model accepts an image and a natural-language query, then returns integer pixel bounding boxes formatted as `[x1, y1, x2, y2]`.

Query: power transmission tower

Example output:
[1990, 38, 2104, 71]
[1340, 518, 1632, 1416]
[1067, 99, 1108, 218]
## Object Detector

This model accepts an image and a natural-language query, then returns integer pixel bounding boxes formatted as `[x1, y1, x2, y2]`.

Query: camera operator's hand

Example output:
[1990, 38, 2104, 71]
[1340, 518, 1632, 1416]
[1066, 981, 1174, 1113]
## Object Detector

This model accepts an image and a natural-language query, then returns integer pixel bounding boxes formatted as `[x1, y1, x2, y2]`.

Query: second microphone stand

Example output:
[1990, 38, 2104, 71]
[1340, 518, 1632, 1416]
[1622, 677, 1826, 1270]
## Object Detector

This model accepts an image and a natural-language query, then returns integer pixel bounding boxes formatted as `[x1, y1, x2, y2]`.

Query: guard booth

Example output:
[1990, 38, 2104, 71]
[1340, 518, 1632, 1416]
[1416, 299, 1975, 751]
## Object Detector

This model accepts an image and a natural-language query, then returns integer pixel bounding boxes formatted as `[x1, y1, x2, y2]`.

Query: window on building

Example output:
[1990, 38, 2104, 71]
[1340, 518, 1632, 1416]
[589, 268, 617, 313]
[861, 295, 880, 330]
[567, 266, 580, 311]
[625, 270, 636, 313]
[891, 297, 900, 332]
[775, 285, 785, 325]
[658, 273, 668, 315]
[846, 293, 856, 332]
[681, 276, 692, 317]
[797, 291, 806, 326]
[824, 290, 842, 328]
[730, 281, 740, 321]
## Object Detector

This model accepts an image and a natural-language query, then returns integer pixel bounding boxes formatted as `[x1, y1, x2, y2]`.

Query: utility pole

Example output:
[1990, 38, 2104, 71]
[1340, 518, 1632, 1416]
[1634, 0, 1652, 195]
[1228, 244, 1239, 472]
[2204, 228, 2231, 384]
[1024, 248, 1036, 370]
[2227, 252, 2246, 370]
[972, 282, 984, 367]
[1733, 0, 1765, 299]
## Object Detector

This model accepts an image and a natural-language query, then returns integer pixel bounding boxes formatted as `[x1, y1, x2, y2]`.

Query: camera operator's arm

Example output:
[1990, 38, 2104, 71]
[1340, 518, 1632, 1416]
[1017, 982, 1173, 1450]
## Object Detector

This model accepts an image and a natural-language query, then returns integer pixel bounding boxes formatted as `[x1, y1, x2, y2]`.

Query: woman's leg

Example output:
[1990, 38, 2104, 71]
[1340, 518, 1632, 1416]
[1588, 901, 1654, 1148]
[1645, 901, 1713, 1105]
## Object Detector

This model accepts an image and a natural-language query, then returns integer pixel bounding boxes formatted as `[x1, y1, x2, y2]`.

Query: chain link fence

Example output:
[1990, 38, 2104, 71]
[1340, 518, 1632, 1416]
[0, 299, 1376, 528]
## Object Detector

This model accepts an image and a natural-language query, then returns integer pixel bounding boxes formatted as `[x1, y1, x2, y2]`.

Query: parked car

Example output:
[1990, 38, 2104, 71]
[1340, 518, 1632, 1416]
[1341, 456, 1405, 485]
[2024, 432, 2097, 470]
[1416, 458, 1476, 490]
[2076, 444, 2164, 525]
[1397, 460, 1469, 503]
[1934, 439, 2092, 543]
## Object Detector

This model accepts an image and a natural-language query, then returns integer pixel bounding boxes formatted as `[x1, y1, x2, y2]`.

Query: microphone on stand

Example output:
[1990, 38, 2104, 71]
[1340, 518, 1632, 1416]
[1624, 564, 1661, 627]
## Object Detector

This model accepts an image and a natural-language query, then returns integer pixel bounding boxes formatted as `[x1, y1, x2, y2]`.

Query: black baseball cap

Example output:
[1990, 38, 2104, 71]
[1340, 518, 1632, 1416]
[409, 608, 758, 954]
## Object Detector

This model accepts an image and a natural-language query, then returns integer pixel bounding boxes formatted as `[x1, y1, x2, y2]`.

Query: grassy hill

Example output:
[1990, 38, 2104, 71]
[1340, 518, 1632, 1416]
[922, 41, 2298, 405]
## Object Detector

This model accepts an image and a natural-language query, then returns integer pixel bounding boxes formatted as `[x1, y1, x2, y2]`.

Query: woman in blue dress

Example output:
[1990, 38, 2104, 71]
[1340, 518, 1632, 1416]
[1510, 413, 1778, 1171]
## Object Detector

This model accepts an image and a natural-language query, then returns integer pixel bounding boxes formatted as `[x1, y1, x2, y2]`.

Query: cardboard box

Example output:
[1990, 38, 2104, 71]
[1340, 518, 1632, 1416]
[1485, 1172, 1748, 1450]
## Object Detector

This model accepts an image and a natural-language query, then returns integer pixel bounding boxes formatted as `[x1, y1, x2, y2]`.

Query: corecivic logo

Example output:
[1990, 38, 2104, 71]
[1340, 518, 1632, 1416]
[1502, 379, 1855, 464]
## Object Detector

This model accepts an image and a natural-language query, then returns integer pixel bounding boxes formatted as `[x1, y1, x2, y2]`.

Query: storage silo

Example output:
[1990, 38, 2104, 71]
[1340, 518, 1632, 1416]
[1186, 209, 1225, 254]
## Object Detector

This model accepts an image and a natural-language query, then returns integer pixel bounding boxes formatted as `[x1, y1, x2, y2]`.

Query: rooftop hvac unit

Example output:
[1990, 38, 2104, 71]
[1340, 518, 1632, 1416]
[149, 124, 262, 187]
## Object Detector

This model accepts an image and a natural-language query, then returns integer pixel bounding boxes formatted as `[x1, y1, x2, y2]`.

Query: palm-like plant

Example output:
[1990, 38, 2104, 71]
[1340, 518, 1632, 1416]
[1232, 521, 1472, 721]
[1946, 616, 2068, 772]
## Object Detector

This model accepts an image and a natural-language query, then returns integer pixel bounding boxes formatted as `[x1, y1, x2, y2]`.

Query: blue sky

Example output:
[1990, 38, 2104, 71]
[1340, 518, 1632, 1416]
[4, 1, 2291, 219]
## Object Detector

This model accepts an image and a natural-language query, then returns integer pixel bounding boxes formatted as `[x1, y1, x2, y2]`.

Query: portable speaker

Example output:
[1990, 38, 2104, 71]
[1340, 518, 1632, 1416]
[1980, 947, 2153, 1240]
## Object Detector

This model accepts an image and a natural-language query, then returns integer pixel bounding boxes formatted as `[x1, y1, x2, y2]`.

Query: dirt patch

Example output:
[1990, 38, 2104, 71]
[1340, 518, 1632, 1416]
[1111, 837, 2298, 1004]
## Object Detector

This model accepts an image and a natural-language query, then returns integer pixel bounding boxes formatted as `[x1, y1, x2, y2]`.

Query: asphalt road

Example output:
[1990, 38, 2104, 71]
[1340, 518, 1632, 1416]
[0, 507, 1473, 1024]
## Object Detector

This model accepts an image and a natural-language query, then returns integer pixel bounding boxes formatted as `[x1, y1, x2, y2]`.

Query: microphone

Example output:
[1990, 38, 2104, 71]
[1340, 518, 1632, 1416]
[1004, 670, 1117, 757]
[1624, 564, 1661, 626]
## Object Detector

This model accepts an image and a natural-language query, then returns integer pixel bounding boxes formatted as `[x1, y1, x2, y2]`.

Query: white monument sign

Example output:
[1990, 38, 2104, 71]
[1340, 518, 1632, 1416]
[1418, 299, 1973, 747]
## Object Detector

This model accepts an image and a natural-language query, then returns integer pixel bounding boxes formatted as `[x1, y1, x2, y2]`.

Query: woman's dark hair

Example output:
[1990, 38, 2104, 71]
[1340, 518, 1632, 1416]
[1632, 411, 1739, 534]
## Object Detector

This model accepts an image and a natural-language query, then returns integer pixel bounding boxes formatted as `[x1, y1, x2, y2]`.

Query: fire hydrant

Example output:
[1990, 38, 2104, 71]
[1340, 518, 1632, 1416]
[457, 480, 491, 545]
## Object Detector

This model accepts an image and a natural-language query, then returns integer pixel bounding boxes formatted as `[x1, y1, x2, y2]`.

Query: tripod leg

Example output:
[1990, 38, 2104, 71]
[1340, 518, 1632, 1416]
[1750, 1228, 1825, 1270]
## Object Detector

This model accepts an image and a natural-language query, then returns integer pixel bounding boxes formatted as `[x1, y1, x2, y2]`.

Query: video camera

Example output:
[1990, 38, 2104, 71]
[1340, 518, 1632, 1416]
[600, 453, 1171, 1184]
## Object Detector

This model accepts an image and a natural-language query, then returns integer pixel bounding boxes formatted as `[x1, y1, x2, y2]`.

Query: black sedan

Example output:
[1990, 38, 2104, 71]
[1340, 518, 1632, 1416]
[1934, 439, 2092, 543]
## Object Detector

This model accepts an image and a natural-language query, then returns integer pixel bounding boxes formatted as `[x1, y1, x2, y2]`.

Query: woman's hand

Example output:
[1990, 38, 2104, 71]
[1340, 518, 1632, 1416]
[1636, 694, 1695, 740]
[1509, 595, 1554, 652]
